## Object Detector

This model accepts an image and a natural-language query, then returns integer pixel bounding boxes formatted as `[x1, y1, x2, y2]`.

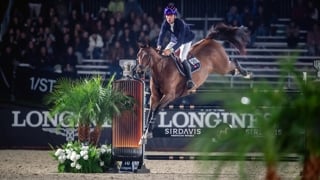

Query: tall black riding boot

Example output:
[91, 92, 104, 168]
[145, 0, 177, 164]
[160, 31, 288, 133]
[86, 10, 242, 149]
[182, 61, 195, 89]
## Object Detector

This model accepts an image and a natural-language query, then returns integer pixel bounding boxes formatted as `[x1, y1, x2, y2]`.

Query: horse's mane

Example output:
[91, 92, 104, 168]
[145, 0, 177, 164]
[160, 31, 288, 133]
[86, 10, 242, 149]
[138, 43, 165, 60]
[205, 23, 250, 55]
[191, 39, 207, 48]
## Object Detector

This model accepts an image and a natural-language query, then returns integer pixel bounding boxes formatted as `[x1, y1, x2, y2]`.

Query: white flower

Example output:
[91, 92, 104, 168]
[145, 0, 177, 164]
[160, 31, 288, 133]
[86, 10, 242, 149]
[80, 150, 88, 157]
[75, 163, 81, 170]
[54, 148, 63, 157]
[53, 142, 113, 173]
[65, 150, 72, 160]
[101, 145, 108, 149]
[66, 154, 71, 160]
[58, 155, 66, 163]
[81, 145, 89, 151]
[100, 161, 104, 166]
[76, 154, 80, 160]
[100, 144, 111, 154]
[83, 154, 89, 160]
[65, 149, 71, 155]
[70, 151, 77, 162]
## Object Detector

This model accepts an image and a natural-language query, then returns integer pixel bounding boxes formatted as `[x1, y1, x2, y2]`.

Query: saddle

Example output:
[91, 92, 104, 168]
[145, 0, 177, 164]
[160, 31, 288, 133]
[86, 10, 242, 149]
[170, 54, 201, 76]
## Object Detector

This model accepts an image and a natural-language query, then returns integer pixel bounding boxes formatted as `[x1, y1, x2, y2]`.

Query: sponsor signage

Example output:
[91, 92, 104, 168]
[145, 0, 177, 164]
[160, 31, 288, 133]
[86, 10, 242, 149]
[150, 108, 282, 138]
[14, 67, 60, 103]
[1, 105, 284, 150]
[0, 106, 111, 148]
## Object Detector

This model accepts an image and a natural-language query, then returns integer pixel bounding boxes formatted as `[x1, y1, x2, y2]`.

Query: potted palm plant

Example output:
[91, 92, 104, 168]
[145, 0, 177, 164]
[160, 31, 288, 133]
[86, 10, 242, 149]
[192, 86, 288, 180]
[45, 75, 134, 145]
[89, 75, 135, 145]
[278, 69, 320, 179]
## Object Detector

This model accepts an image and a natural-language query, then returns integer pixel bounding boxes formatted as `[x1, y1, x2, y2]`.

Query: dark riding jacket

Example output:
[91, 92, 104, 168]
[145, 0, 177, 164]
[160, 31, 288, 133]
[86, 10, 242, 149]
[157, 18, 195, 51]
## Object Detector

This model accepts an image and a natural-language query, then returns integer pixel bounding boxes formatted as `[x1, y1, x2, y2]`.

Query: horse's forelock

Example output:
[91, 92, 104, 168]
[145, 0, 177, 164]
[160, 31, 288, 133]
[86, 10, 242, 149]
[138, 44, 148, 49]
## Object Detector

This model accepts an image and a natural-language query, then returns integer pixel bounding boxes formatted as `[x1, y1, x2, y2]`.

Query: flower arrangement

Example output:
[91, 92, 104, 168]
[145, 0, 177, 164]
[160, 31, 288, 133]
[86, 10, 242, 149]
[51, 141, 112, 173]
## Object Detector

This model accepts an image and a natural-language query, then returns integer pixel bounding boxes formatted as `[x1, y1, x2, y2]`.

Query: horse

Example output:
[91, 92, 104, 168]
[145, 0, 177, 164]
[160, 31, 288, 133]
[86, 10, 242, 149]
[136, 23, 252, 140]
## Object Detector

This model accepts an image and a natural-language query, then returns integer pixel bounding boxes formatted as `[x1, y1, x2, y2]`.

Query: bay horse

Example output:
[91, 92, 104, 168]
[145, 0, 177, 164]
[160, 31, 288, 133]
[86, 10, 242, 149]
[136, 23, 251, 140]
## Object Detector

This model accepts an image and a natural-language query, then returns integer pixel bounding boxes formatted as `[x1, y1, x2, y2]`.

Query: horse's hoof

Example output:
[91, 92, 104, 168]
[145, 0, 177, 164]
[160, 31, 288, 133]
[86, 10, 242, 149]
[186, 80, 195, 90]
[243, 72, 253, 79]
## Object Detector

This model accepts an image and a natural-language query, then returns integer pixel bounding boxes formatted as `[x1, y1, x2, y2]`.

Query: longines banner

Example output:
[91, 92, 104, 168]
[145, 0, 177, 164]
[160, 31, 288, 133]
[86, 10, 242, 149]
[0, 105, 284, 150]
[0, 106, 112, 149]
[151, 108, 279, 138]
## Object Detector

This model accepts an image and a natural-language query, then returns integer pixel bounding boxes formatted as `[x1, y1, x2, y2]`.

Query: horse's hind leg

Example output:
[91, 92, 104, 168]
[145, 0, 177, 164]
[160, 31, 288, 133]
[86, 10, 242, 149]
[230, 59, 252, 79]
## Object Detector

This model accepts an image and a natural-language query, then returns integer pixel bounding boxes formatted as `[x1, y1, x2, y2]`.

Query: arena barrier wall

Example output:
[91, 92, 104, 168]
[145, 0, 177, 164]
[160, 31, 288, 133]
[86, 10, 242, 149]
[0, 66, 307, 153]
[0, 102, 306, 153]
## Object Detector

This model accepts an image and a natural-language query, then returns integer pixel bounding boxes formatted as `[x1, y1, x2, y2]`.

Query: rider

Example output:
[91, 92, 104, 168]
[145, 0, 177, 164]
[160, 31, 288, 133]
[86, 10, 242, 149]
[156, 4, 195, 90]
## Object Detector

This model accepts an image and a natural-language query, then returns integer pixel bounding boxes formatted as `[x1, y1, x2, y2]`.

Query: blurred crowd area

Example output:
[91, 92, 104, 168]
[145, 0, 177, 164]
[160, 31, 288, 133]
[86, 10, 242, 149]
[1, 0, 155, 77]
[0, 0, 319, 77]
[223, 0, 319, 53]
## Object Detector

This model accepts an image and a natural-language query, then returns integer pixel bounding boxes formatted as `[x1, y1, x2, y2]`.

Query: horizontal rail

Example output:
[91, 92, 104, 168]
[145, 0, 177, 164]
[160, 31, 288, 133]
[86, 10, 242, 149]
[185, 17, 224, 21]
[145, 153, 301, 162]
[253, 42, 306, 47]
[275, 30, 307, 34]
[77, 70, 107, 75]
[270, 24, 287, 28]
[81, 59, 112, 63]
[238, 61, 313, 66]
[76, 65, 110, 69]
[245, 68, 314, 72]
[224, 48, 308, 53]
[229, 55, 319, 60]
[256, 36, 286, 39]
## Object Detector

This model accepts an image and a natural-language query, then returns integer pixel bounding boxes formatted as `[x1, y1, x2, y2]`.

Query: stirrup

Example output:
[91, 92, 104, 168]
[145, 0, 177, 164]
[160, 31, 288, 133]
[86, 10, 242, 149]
[186, 80, 195, 89]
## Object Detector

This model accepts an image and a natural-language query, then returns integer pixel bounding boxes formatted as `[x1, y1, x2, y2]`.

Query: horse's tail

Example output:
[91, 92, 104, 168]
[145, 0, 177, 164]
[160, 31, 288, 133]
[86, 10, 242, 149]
[206, 23, 250, 55]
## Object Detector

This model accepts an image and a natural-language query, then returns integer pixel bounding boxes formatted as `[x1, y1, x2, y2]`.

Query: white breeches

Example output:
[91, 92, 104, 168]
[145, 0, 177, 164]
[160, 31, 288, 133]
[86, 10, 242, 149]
[165, 41, 192, 62]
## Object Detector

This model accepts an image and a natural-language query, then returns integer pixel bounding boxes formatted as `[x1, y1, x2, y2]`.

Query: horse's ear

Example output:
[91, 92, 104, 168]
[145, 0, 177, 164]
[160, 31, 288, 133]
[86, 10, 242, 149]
[137, 41, 149, 48]
[145, 40, 150, 47]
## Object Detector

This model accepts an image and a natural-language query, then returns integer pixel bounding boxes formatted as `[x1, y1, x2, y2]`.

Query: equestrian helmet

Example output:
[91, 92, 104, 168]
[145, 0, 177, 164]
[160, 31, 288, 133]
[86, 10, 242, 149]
[164, 6, 177, 15]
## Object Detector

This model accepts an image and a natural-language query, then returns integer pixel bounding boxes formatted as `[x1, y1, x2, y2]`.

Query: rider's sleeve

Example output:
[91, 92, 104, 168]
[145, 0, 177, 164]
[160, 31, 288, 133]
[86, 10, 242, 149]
[157, 21, 167, 48]
[165, 42, 176, 51]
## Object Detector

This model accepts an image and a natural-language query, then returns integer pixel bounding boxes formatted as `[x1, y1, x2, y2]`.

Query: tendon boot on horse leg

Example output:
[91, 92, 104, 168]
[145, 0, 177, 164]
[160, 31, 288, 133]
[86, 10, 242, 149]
[146, 114, 155, 138]
[143, 108, 157, 139]
[182, 60, 195, 89]
[147, 120, 155, 138]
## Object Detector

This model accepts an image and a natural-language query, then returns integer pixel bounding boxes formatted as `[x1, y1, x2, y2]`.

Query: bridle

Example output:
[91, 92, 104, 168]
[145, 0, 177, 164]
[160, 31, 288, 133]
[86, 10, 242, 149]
[137, 49, 152, 71]
[135, 46, 167, 79]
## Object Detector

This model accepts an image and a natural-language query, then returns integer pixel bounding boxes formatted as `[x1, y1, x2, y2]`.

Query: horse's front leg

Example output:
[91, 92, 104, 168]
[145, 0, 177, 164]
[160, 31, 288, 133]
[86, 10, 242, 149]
[142, 94, 175, 140]
[140, 86, 161, 143]
[139, 102, 160, 144]
[145, 106, 158, 132]
[147, 93, 176, 131]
